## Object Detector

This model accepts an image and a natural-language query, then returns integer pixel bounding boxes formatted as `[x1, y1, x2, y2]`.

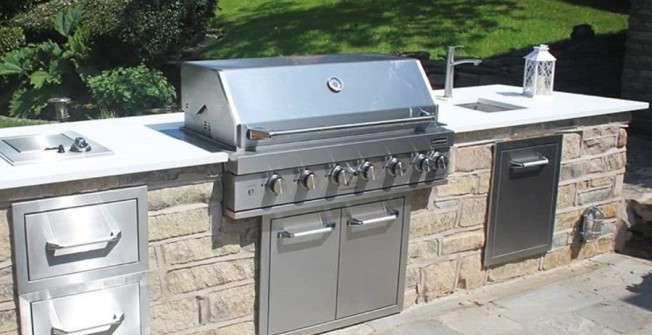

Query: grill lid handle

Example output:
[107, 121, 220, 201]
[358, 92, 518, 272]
[247, 114, 436, 140]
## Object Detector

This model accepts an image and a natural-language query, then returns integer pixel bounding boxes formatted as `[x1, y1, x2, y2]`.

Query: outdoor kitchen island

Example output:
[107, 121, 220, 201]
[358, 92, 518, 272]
[0, 84, 646, 335]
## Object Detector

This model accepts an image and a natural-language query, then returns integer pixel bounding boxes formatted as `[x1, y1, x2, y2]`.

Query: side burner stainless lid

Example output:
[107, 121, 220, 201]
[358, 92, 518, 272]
[182, 54, 437, 149]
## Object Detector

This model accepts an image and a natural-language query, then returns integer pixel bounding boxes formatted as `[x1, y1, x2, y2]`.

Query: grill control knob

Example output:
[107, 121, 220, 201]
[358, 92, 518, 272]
[298, 170, 317, 190]
[359, 161, 375, 181]
[330, 165, 353, 186]
[414, 153, 437, 172]
[433, 152, 449, 170]
[266, 174, 285, 195]
[386, 157, 404, 177]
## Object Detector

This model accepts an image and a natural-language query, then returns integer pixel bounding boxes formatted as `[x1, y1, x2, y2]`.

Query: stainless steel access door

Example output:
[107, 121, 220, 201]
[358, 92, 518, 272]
[267, 210, 340, 335]
[337, 198, 405, 319]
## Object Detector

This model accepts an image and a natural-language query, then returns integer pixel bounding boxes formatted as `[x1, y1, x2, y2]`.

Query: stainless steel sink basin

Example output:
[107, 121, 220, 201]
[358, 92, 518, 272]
[0, 131, 112, 166]
[455, 99, 525, 113]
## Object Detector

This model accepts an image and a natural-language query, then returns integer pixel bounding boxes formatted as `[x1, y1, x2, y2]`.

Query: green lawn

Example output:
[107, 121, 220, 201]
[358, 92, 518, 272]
[204, 0, 628, 59]
[0, 117, 44, 128]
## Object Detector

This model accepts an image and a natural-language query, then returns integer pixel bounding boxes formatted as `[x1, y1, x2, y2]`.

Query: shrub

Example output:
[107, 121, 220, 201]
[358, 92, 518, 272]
[9, 0, 82, 40]
[0, 7, 95, 118]
[0, 0, 49, 20]
[0, 27, 26, 56]
[87, 64, 176, 116]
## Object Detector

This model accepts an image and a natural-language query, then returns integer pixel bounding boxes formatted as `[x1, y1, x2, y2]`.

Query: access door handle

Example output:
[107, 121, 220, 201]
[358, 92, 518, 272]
[278, 222, 336, 239]
[347, 210, 399, 226]
[46, 230, 122, 251]
[510, 156, 549, 169]
[52, 312, 124, 335]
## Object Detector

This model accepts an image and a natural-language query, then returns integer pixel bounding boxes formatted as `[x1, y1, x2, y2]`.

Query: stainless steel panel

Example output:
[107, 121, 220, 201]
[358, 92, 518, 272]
[0, 131, 112, 166]
[25, 199, 139, 281]
[337, 197, 405, 318]
[182, 54, 436, 148]
[267, 210, 340, 335]
[30, 281, 142, 335]
[484, 135, 563, 266]
[12, 186, 148, 293]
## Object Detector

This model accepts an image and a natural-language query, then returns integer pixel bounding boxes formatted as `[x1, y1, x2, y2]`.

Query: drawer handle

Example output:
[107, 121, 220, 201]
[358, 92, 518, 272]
[510, 157, 549, 169]
[52, 312, 124, 335]
[348, 210, 399, 226]
[46, 230, 122, 251]
[278, 223, 336, 239]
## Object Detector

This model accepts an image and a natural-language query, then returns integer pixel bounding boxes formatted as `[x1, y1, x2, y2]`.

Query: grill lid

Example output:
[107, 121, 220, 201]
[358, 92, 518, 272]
[182, 54, 437, 149]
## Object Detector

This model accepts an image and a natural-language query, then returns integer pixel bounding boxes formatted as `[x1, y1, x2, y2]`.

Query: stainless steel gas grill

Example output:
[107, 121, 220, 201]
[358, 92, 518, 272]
[182, 54, 453, 335]
[182, 54, 454, 219]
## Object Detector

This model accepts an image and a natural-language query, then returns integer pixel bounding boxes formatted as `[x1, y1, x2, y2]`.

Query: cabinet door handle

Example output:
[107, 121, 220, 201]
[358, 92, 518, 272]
[52, 312, 124, 335]
[510, 157, 549, 169]
[348, 210, 399, 226]
[46, 230, 122, 251]
[278, 223, 336, 239]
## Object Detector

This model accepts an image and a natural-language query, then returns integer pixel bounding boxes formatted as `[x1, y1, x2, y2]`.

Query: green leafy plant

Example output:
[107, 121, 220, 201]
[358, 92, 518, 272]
[0, 6, 95, 118]
[87, 64, 176, 117]
[0, 27, 26, 56]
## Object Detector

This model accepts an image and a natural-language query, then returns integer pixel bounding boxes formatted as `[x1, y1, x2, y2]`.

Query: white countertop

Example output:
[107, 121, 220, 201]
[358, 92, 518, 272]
[0, 85, 647, 190]
[433, 85, 649, 133]
[0, 113, 228, 190]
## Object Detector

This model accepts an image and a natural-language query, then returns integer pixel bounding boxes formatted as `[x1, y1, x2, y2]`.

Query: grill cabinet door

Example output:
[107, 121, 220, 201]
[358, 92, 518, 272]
[337, 197, 405, 319]
[268, 210, 340, 334]
[484, 135, 563, 266]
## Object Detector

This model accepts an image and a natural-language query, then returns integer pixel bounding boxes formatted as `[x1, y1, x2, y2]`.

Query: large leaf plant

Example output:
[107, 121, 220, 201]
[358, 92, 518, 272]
[0, 7, 96, 118]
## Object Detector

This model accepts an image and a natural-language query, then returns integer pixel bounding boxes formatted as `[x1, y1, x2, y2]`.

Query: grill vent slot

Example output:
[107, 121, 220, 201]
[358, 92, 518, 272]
[203, 121, 211, 132]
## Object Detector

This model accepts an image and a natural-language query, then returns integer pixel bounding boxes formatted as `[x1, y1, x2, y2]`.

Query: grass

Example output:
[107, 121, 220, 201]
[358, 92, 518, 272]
[0, 117, 45, 128]
[204, 0, 629, 59]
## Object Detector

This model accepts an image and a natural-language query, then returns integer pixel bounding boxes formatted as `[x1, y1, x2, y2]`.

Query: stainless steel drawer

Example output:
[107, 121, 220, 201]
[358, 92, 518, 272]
[25, 199, 139, 281]
[12, 186, 148, 293]
[30, 282, 142, 335]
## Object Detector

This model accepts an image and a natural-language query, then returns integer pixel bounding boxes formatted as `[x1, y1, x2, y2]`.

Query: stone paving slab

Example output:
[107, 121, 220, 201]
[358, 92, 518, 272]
[324, 253, 652, 335]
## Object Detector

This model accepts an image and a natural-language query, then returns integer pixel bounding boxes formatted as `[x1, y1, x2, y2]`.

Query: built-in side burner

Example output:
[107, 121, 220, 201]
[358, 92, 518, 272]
[0, 131, 112, 165]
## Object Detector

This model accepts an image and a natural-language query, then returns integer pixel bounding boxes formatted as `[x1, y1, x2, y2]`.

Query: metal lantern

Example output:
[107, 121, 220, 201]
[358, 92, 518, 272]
[523, 44, 556, 97]
[581, 206, 604, 241]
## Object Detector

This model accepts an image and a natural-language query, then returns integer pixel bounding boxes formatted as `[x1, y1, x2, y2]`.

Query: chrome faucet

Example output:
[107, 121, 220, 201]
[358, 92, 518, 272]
[444, 46, 482, 98]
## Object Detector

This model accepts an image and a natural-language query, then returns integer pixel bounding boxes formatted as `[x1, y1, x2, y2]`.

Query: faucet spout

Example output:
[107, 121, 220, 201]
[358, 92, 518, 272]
[443, 46, 482, 98]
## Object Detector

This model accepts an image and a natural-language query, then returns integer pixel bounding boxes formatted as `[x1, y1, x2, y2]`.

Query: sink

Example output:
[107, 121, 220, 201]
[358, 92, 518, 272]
[0, 131, 112, 166]
[455, 99, 525, 113]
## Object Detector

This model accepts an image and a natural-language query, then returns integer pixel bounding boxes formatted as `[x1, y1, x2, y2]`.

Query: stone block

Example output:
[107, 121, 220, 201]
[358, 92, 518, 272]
[596, 236, 614, 254]
[150, 298, 198, 334]
[0, 309, 16, 333]
[148, 183, 215, 211]
[562, 133, 582, 160]
[0, 281, 13, 304]
[454, 145, 493, 172]
[457, 253, 485, 290]
[433, 175, 477, 197]
[478, 172, 491, 194]
[556, 184, 576, 210]
[578, 187, 612, 205]
[590, 176, 614, 188]
[434, 199, 459, 211]
[149, 247, 161, 302]
[0, 211, 9, 263]
[403, 288, 418, 309]
[162, 233, 241, 266]
[422, 259, 457, 301]
[555, 210, 582, 231]
[543, 247, 572, 270]
[408, 239, 439, 262]
[149, 206, 210, 242]
[208, 284, 255, 322]
[561, 161, 586, 181]
[599, 202, 620, 219]
[410, 189, 431, 210]
[167, 258, 255, 294]
[441, 230, 485, 254]
[587, 157, 603, 173]
[617, 128, 628, 148]
[488, 257, 540, 282]
[552, 232, 570, 248]
[459, 197, 487, 228]
[583, 136, 617, 156]
[47, 177, 120, 197]
[614, 174, 624, 196]
[409, 210, 456, 238]
[574, 241, 597, 260]
[604, 152, 626, 171]
[120, 165, 221, 187]
[218, 322, 255, 335]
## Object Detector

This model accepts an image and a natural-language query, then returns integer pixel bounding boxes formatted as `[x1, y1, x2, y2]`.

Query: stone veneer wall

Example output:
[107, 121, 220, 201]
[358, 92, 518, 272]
[0, 114, 630, 334]
[622, 0, 652, 135]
